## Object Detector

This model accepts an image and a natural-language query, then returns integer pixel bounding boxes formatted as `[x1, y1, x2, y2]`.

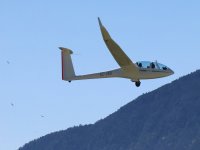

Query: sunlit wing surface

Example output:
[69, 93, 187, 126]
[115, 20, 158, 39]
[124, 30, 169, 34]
[98, 18, 139, 79]
[98, 18, 134, 66]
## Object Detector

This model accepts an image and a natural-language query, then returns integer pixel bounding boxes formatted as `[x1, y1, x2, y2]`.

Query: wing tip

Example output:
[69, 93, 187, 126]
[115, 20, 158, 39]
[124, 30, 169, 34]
[97, 17, 112, 41]
[98, 17, 103, 28]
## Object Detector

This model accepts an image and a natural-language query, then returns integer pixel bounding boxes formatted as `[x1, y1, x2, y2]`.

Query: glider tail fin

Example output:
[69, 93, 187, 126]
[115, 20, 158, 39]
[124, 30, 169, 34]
[59, 47, 75, 81]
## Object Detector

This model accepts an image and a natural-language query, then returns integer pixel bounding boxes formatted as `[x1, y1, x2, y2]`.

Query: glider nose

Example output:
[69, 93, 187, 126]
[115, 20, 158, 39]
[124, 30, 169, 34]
[169, 68, 174, 75]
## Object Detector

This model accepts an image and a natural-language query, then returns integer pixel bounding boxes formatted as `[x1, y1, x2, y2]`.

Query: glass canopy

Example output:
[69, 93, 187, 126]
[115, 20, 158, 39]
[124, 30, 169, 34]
[136, 61, 168, 70]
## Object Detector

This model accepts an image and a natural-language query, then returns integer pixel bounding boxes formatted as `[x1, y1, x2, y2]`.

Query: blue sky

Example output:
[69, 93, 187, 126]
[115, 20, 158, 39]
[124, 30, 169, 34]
[0, 0, 200, 149]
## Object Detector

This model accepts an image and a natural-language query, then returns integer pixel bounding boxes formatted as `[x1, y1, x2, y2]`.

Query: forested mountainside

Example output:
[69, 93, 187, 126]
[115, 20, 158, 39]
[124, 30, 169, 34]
[19, 70, 200, 150]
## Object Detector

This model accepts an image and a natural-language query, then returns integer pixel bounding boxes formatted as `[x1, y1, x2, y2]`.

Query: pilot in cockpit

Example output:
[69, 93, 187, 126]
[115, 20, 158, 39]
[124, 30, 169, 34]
[150, 62, 155, 69]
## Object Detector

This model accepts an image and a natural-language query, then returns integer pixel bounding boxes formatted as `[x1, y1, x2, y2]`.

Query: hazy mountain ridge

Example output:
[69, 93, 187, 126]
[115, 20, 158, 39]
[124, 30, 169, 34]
[19, 70, 200, 150]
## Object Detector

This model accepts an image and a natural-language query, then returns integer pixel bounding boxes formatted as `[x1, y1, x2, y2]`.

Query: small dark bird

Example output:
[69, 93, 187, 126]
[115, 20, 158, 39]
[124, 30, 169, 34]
[10, 103, 14, 107]
[6, 61, 10, 64]
[40, 115, 44, 118]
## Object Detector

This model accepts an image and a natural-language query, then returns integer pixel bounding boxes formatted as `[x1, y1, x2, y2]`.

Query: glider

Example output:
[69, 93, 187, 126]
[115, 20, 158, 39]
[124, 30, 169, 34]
[59, 18, 174, 87]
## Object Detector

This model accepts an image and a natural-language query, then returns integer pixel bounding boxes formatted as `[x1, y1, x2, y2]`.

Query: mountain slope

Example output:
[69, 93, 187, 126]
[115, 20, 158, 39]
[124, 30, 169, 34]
[19, 70, 200, 150]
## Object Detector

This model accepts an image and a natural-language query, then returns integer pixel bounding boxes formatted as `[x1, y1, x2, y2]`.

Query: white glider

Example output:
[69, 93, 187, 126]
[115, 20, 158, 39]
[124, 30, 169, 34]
[59, 18, 174, 87]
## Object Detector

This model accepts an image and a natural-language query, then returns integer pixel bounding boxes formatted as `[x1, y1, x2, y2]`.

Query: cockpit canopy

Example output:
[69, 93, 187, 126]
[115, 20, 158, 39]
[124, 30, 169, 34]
[136, 61, 168, 70]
